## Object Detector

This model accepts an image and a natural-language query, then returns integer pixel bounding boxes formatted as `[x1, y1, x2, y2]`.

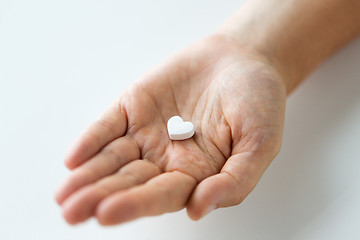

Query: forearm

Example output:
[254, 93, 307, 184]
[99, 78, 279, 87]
[218, 0, 360, 93]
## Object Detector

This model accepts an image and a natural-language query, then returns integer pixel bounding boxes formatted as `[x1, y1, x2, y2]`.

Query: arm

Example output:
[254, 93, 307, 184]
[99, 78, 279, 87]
[219, 0, 360, 93]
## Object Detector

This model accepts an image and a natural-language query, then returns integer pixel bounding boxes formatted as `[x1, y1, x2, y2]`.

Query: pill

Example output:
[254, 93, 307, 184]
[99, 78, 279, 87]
[167, 116, 195, 140]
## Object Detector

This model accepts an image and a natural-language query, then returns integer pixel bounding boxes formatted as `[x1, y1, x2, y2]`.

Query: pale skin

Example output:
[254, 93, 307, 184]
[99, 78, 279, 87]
[55, 0, 360, 225]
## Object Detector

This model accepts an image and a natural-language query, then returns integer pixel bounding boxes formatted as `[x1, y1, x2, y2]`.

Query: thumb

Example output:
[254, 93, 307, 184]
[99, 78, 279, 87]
[186, 151, 273, 220]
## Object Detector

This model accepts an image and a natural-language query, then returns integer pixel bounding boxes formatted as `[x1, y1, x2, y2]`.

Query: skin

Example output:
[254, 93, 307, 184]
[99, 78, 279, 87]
[55, 0, 360, 225]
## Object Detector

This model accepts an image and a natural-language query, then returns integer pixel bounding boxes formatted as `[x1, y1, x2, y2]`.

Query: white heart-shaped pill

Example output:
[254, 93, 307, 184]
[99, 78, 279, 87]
[167, 116, 195, 140]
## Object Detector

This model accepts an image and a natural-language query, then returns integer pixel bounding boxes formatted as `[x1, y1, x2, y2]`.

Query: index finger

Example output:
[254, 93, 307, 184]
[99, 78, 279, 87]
[65, 100, 128, 169]
[95, 171, 197, 225]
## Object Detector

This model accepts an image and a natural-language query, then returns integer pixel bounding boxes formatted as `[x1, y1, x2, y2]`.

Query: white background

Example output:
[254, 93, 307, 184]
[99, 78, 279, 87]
[1, 0, 360, 239]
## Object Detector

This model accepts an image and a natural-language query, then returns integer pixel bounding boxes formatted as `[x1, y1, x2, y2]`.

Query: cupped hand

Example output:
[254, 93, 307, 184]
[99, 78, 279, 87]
[55, 35, 287, 225]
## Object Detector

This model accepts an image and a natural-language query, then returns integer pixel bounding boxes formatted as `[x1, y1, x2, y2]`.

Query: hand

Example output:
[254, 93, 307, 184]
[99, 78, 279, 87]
[55, 35, 287, 225]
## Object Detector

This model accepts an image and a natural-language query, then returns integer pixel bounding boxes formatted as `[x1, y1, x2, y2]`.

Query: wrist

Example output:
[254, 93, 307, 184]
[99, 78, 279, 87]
[214, 0, 308, 94]
[212, 30, 296, 95]
[215, 0, 360, 94]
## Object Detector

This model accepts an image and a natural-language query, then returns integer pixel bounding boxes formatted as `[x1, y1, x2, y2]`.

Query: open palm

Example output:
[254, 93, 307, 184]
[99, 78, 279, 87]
[55, 35, 287, 225]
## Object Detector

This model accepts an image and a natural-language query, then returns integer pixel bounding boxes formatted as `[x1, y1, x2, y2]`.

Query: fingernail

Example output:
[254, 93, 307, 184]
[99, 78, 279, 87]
[202, 205, 216, 218]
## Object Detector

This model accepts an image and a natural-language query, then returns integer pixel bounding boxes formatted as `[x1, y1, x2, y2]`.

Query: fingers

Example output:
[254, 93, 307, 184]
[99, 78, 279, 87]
[65, 101, 128, 169]
[62, 160, 162, 224]
[95, 171, 197, 225]
[55, 137, 140, 205]
[187, 151, 271, 220]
